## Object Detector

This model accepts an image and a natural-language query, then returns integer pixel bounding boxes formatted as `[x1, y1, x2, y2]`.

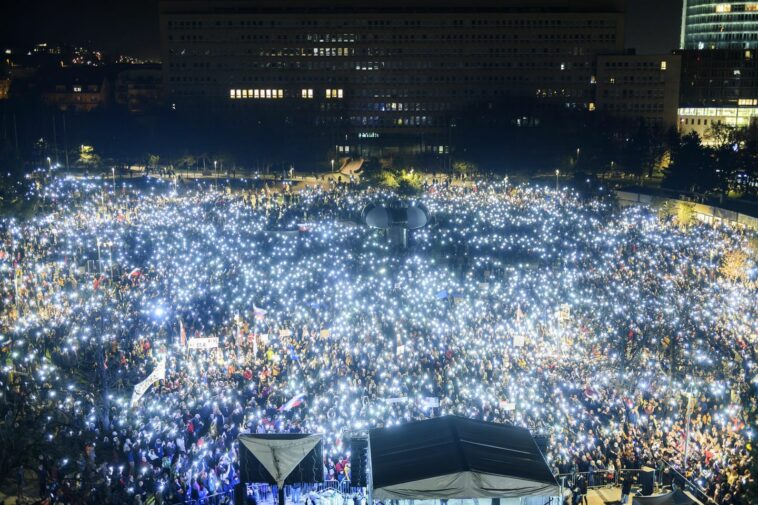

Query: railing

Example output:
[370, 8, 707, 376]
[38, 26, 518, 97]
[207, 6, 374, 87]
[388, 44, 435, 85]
[556, 468, 653, 491]
[168, 480, 362, 505]
[169, 489, 236, 505]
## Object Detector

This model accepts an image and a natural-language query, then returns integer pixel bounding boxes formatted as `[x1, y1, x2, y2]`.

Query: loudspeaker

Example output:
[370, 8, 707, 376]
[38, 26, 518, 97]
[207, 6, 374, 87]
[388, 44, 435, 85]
[349, 438, 369, 487]
[640, 467, 655, 496]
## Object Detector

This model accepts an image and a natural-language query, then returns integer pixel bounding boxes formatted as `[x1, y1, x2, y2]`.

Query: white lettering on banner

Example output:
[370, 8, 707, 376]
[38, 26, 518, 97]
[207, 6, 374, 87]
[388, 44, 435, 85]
[419, 397, 440, 409]
[187, 337, 219, 350]
[130, 358, 166, 407]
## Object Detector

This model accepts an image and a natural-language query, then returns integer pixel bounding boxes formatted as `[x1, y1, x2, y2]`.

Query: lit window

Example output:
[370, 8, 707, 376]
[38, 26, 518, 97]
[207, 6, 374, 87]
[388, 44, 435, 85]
[325, 89, 343, 99]
[73, 86, 82, 93]
[715, 4, 731, 12]
[242, 89, 249, 98]
[301, 89, 313, 99]
[254, 89, 260, 98]
[266, 89, 272, 98]
[660, 61, 667, 71]
[747, 4, 758, 11]
[588, 102, 596, 111]
[277, 89, 283, 98]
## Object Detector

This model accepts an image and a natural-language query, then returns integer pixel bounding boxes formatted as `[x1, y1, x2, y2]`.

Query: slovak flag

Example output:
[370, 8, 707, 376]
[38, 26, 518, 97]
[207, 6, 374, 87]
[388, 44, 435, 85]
[253, 304, 267, 321]
[279, 392, 306, 412]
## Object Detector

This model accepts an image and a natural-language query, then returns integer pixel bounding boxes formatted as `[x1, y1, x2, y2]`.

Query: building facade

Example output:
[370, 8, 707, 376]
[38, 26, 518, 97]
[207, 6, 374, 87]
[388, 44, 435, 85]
[114, 64, 163, 114]
[681, 1, 758, 50]
[595, 53, 681, 128]
[40, 68, 111, 113]
[677, 49, 758, 143]
[159, 0, 625, 158]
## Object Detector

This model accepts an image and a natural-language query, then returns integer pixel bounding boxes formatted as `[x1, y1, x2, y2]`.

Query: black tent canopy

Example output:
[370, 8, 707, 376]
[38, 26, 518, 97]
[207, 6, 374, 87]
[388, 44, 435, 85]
[368, 416, 561, 501]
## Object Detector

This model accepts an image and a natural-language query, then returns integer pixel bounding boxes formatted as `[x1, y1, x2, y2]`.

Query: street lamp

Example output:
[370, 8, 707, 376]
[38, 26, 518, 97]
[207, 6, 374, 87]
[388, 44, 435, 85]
[555, 169, 560, 192]
[331, 159, 335, 172]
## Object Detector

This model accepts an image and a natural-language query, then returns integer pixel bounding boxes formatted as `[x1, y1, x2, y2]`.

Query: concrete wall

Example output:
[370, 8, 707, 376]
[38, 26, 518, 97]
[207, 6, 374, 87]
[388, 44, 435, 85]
[615, 190, 758, 230]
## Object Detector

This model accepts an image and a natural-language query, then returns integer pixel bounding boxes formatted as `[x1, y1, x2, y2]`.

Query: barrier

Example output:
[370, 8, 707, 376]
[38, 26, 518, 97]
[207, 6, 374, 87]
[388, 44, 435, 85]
[556, 468, 655, 492]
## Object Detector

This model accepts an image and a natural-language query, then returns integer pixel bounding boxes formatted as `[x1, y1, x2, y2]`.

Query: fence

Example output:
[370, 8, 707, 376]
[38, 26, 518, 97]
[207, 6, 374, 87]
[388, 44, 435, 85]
[556, 468, 654, 491]
[169, 480, 361, 505]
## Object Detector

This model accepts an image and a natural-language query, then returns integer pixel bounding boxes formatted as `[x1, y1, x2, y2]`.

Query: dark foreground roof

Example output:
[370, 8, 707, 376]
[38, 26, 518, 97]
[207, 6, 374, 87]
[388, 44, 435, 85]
[369, 416, 558, 491]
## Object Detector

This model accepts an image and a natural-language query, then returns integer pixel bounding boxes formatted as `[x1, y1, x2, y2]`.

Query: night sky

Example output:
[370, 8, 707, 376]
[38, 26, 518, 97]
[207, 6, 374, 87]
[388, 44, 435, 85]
[2, 0, 681, 60]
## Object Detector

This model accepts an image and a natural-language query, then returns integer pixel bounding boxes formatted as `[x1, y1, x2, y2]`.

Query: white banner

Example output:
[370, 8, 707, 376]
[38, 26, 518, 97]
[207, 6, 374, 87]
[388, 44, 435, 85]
[419, 397, 440, 409]
[187, 337, 219, 350]
[130, 358, 166, 407]
[513, 334, 525, 347]
[279, 329, 292, 337]
[384, 397, 407, 404]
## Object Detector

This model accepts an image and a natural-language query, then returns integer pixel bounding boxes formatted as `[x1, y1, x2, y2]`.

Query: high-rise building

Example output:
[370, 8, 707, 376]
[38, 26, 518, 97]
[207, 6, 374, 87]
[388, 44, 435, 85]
[595, 53, 681, 128]
[678, 2, 758, 143]
[159, 0, 625, 159]
[681, 1, 758, 50]
[677, 49, 758, 142]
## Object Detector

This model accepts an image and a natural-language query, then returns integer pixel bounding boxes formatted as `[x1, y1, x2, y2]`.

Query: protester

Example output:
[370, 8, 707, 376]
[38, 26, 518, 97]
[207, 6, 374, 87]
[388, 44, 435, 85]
[0, 176, 755, 504]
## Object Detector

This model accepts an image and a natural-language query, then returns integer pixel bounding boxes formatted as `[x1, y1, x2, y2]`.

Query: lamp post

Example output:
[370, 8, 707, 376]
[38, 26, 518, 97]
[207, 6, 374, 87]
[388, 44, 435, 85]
[331, 159, 335, 172]
[555, 169, 560, 192]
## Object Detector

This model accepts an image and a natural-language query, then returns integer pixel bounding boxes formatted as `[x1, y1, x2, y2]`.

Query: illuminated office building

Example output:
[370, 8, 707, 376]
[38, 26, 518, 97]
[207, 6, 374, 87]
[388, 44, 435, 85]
[160, 0, 625, 158]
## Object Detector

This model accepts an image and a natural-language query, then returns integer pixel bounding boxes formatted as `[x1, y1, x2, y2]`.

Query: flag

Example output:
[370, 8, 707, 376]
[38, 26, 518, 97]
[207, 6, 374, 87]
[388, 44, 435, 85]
[516, 303, 524, 324]
[253, 304, 267, 321]
[279, 392, 306, 411]
[435, 290, 448, 300]
[128, 267, 141, 279]
[179, 318, 187, 347]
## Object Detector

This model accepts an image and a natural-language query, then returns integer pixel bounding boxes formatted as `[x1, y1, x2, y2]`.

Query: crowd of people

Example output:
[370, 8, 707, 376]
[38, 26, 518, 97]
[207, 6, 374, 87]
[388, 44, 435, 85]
[0, 176, 756, 505]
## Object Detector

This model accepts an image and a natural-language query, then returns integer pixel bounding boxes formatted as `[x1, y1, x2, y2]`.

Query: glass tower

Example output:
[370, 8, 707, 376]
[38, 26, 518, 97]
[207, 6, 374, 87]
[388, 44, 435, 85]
[681, 0, 758, 49]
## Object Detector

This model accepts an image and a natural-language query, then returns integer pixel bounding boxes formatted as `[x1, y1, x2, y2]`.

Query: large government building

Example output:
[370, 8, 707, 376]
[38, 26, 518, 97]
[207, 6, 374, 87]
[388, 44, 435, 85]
[159, 0, 625, 159]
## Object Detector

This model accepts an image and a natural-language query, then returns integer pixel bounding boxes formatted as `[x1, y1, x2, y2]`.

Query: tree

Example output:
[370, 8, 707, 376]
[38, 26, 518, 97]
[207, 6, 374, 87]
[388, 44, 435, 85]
[148, 154, 160, 171]
[453, 160, 478, 177]
[662, 132, 718, 193]
[77, 145, 102, 170]
[720, 249, 750, 283]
